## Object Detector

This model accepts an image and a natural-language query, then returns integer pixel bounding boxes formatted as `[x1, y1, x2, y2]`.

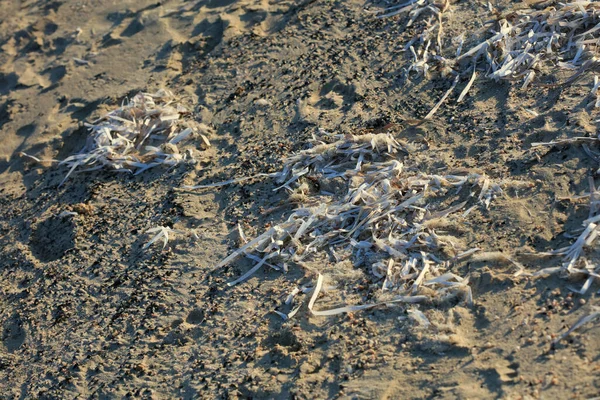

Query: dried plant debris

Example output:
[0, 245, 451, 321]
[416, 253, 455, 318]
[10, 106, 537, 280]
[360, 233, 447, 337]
[456, 2, 600, 85]
[533, 178, 600, 295]
[143, 225, 200, 250]
[376, 1, 600, 106]
[552, 306, 600, 348]
[23, 89, 210, 186]
[144, 226, 182, 250]
[533, 135, 600, 174]
[375, 0, 451, 79]
[370, 0, 470, 119]
[308, 273, 428, 317]
[192, 130, 518, 317]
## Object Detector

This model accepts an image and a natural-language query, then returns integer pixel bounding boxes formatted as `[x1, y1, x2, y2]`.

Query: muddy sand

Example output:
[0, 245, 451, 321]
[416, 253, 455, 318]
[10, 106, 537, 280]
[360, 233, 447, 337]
[1, 0, 599, 398]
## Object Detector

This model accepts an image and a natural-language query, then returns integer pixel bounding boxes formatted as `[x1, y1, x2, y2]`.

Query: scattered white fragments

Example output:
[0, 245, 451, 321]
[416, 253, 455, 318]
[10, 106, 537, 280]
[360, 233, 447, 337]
[375, 1, 600, 117]
[376, 0, 451, 79]
[57, 211, 79, 218]
[407, 307, 431, 328]
[23, 89, 210, 186]
[380, 0, 600, 85]
[308, 274, 427, 316]
[454, 2, 600, 85]
[143, 226, 194, 250]
[552, 307, 600, 348]
[195, 129, 506, 317]
[534, 178, 600, 295]
[254, 98, 272, 106]
[144, 226, 179, 250]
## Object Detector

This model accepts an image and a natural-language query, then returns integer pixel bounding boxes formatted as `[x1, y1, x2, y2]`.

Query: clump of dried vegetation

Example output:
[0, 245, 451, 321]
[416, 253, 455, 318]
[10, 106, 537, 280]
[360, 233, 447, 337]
[188, 1, 600, 326]
[20, 1, 599, 336]
[23, 89, 210, 185]
[454, 1, 600, 87]
[374, 0, 600, 116]
[370, 0, 600, 335]
[190, 130, 520, 317]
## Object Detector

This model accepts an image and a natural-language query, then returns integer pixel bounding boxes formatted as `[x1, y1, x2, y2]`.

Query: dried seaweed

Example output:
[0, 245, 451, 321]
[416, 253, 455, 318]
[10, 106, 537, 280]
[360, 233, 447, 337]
[204, 131, 504, 315]
[375, 0, 600, 116]
[376, 0, 450, 79]
[457, 2, 600, 86]
[532, 178, 600, 294]
[24, 89, 209, 186]
[552, 307, 600, 348]
[143, 226, 196, 250]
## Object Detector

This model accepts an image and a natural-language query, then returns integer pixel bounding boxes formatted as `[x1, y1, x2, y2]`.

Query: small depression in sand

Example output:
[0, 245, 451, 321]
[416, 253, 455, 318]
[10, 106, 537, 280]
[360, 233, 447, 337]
[30, 215, 76, 262]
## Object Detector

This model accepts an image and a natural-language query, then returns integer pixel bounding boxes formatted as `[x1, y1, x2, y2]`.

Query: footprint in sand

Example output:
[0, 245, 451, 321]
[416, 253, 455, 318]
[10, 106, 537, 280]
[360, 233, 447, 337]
[2, 314, 25, 353]
[29, 214, 76, 262]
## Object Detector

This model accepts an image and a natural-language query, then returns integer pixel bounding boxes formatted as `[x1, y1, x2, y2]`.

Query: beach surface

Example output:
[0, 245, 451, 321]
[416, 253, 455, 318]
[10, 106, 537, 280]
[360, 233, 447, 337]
[0, 0, 599, 398]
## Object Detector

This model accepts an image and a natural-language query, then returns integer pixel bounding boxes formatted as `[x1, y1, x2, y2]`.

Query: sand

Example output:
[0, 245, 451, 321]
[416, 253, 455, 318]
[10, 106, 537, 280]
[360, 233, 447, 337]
[0, 0, 599, 398]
